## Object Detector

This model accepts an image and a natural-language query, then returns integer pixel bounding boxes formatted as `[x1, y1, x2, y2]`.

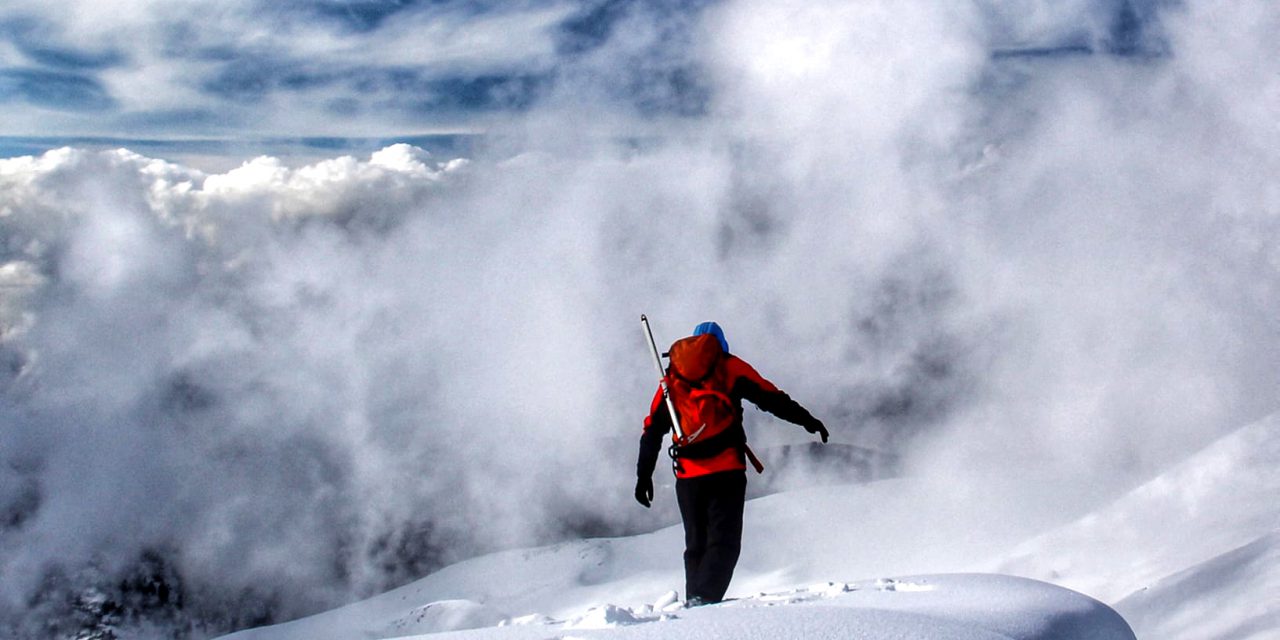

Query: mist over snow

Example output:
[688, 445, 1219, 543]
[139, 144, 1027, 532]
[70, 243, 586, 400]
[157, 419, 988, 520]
[2, 0, 1280, 638]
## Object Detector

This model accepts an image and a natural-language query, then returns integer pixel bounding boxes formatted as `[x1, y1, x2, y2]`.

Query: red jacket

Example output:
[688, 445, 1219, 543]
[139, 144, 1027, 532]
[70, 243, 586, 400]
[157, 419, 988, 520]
[639, 353, 820, 479]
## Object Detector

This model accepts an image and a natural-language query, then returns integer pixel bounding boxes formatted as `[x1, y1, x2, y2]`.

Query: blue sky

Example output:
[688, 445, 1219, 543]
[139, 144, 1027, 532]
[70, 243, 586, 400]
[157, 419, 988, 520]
[0, 0, 1165, 160]
[0, 0, 714, 150]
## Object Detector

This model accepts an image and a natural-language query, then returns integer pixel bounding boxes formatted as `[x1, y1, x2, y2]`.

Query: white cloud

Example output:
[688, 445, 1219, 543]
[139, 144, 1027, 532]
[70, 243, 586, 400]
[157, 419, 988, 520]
[334, 2, 577, 73]
[3, 1, 1280, 637]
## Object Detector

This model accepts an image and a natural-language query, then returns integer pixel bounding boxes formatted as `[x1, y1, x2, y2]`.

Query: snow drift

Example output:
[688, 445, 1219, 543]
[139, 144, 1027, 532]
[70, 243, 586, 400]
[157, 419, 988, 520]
[993, 413, 1280, 640]
[221, 411, 1280, 640]
[218, 501, 1135, 640]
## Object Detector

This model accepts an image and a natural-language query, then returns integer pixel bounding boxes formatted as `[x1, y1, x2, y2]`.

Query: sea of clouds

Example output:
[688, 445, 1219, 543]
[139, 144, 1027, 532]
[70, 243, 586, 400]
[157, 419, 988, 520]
[2, 0, 1279, 637]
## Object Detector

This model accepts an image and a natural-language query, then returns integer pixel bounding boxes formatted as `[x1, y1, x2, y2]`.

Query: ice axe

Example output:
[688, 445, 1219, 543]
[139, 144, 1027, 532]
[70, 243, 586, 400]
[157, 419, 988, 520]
[641, 314, 686, 445]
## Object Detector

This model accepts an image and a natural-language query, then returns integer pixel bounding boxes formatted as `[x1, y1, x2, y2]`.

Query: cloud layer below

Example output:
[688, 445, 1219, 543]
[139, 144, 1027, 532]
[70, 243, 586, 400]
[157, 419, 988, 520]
[2, 0, 1280, 637]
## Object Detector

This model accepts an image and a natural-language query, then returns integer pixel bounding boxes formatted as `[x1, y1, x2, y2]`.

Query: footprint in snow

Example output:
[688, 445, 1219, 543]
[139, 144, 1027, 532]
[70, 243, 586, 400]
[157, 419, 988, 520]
[737, 578, 935, 606]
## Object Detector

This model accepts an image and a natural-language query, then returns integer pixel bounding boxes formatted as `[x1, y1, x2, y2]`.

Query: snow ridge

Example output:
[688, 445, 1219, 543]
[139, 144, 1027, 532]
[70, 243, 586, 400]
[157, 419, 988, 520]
[223, 574, 1132, 640]
[993, 415, 1279, 585]
[221, 415, 1280, 640]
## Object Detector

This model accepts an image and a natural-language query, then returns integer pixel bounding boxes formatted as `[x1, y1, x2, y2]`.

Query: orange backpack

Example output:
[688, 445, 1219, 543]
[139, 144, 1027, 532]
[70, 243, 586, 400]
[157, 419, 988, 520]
[666, 334, 736, 448]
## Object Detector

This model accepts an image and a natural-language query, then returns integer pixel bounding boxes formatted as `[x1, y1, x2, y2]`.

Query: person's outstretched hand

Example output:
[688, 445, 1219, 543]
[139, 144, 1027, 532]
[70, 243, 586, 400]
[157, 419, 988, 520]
[805, 419, 829, 444]
[634, 476, 654, 508]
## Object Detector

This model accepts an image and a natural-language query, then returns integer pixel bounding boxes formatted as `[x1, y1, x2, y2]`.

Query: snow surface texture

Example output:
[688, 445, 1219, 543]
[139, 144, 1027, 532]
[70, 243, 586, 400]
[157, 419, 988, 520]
[993, 413, 1280, 640]
[208, 475, 1136, 639]
[221, 413, 1280, 640]
[223, 575, 1133, 640]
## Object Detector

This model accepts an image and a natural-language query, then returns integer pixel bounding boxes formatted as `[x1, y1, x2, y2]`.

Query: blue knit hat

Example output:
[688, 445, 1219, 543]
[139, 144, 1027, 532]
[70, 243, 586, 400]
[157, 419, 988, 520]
[692, 321, 729, 354]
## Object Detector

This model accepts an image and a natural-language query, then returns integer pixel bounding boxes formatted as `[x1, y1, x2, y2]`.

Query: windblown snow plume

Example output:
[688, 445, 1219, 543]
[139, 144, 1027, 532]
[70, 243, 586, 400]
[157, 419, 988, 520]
[2, 0, 1280, 638]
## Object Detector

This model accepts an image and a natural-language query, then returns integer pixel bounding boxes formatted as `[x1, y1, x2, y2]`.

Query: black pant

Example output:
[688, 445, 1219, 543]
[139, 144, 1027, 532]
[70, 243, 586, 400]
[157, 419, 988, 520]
[675, 470, 747, 603]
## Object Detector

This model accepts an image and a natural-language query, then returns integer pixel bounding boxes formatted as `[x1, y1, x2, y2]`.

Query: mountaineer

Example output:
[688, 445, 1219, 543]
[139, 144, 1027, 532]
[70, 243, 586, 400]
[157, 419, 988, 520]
[636, 320, 828, 605]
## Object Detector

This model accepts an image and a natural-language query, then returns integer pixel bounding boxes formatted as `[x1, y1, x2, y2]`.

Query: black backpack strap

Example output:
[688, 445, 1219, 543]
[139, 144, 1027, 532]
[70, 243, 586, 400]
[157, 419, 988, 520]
[670, 422, 747, 460]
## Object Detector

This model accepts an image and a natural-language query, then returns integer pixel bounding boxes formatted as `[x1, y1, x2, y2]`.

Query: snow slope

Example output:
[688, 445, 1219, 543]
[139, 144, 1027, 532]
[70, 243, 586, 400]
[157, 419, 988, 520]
[1115, 531, 1279, 640]
[991, 414, 1280, 639]
[417, 575, 1129, 640]
[218, 415, 1279, 640]
[219, 479, 1133, 640]
[222, 570, 1131, 640]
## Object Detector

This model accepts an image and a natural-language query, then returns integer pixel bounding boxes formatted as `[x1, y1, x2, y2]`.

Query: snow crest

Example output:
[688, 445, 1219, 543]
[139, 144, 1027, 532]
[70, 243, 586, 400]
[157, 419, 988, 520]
[221, 574, 1132, 640]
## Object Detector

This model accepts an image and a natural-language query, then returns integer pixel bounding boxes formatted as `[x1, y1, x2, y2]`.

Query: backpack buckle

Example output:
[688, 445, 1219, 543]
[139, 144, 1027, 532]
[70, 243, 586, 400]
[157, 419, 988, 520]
[667, 443, 684, 474]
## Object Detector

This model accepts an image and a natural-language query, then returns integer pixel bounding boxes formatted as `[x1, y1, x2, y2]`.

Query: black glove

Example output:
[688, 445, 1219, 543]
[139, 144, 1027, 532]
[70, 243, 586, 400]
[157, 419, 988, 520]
[805, 419, 829, 444]
[634, 476, 654, 508]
